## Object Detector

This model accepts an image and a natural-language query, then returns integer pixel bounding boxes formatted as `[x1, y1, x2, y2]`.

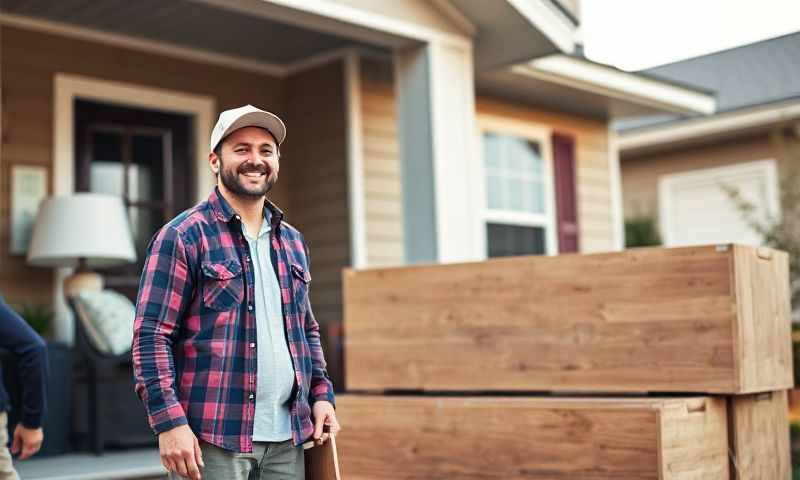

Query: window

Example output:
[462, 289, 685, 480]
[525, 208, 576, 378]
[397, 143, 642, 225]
[480, 131, 556, 258]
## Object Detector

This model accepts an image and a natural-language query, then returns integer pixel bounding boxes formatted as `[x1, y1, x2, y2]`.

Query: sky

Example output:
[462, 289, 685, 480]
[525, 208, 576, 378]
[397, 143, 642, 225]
[580, 0, 800, 71]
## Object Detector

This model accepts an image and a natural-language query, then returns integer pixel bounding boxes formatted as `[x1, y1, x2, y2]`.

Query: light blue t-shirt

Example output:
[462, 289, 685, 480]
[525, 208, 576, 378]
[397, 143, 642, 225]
[242, 213, 295, 442]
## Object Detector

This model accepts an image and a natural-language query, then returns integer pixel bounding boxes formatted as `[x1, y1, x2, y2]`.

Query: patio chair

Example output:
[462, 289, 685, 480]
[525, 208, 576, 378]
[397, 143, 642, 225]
[68, 290, 153, 454]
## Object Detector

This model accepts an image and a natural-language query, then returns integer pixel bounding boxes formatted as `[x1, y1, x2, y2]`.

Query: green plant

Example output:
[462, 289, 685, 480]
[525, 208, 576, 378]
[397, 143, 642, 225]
[624, 216, 662, 248]
[721, 128, 800, 319]
[16, 304, 53, 338]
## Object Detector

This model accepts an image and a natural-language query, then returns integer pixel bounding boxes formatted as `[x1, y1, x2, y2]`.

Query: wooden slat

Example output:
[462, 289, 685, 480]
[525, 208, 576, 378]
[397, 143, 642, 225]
[335, 395, 729, 480]
[734, 246, 794, 392]
[728, 390, 791, 479]
[344, 244, 793, 394]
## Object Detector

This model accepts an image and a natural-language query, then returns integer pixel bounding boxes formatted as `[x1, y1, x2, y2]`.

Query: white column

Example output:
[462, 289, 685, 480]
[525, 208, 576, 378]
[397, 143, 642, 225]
[608, 127, 625, 251]
[395, 39, 477, 264]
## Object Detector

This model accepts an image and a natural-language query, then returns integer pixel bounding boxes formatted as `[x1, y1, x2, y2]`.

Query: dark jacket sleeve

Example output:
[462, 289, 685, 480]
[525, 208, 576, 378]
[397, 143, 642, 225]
[0, 295, 48, 429]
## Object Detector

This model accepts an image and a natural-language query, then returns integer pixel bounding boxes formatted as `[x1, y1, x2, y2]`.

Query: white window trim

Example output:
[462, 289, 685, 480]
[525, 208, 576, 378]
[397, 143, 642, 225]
[473, 115, 559, 259]
[658, 159, 780, 247]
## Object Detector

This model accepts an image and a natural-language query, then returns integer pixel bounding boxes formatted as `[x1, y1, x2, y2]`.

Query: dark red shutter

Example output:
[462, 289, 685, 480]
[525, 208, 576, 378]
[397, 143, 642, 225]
[551, 133, 579, 253]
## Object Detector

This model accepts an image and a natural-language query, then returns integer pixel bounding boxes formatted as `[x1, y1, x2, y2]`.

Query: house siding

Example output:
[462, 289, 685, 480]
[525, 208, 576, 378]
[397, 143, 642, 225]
[360, 58, 405, 267]
[0, 25, 287, 305]
[284, 60, 350, 387]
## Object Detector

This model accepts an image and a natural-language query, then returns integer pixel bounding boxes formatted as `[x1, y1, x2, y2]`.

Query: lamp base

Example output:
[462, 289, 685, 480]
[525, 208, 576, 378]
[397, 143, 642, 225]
[64, 271, 104, 298]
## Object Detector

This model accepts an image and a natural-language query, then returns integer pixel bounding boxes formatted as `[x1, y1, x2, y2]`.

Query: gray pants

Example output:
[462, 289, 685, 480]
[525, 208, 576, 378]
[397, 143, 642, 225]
[0, 413, 20, 480]
[170, 440, 304, 480]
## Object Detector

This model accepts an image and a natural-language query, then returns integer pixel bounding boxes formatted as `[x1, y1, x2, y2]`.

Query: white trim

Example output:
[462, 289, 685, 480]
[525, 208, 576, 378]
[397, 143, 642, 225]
[515, 54, 716, 115]
[430, 0, 477, 36]
[608, 127, 624, 251]
[343, 52, 368, 269]
[51, 74, 215, 343]
[0, 13, 287, 77]
[619, 99, 800, 152]
[474, 115, 559, 258]
[506, 0, 576, 54]
[657, 160, 780, 247]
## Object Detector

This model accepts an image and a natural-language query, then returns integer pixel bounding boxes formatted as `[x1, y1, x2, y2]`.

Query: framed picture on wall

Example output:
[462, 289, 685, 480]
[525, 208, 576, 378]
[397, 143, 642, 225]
[10, 165, 48, 255]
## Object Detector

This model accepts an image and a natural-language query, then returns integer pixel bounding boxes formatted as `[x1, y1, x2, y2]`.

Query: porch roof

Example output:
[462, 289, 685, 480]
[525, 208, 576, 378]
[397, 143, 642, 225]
[478, 53, 717, 120]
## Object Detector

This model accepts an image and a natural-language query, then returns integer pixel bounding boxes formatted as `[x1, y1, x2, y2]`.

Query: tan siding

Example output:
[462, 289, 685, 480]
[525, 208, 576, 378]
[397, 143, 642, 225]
[360, 59, 405, 266]
[620, 135, 777, 220]
[475, 98, 615, 254]
[284, 61, 349, 386]
[0, 25, 286, 306]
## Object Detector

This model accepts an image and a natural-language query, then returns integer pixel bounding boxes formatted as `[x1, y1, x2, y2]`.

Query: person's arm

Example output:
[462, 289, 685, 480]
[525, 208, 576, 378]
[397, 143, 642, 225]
[0, 295, 47, 459]
[133, 226, 204, 480]
[132, 225, 194, 434]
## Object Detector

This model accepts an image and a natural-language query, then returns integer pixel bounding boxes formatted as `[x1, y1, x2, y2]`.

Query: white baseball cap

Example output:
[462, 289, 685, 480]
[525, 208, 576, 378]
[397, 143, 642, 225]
[209, 104, 286, 152]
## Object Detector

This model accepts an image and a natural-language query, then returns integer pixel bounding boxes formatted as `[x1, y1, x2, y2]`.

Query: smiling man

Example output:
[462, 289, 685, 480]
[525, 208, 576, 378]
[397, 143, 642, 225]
[133, 105, 339, 480]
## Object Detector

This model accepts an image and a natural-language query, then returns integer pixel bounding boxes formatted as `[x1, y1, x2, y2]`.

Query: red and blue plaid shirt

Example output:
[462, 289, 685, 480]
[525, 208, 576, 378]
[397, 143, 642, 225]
[132, 187, 335, 453]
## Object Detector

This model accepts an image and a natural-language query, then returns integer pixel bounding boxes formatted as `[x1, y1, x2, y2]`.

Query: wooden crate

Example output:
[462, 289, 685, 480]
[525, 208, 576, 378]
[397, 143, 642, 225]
[335, 394, 730, 479]
[344, 244, 793, 394]
[728, 390, 791, 479]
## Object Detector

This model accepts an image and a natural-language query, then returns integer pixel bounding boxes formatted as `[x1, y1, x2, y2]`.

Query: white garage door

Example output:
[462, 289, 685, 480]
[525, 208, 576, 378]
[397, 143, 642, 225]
[658, 160, 779, 247]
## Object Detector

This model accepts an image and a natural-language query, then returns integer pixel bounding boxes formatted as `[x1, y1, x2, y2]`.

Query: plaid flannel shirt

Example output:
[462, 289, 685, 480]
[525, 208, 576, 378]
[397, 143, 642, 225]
[132, 187, 335, 453]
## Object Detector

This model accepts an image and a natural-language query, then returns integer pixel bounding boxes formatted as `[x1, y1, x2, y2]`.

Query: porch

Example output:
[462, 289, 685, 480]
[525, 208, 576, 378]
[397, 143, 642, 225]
[0, 0, 574, 473]
[15, 448, 164, 480]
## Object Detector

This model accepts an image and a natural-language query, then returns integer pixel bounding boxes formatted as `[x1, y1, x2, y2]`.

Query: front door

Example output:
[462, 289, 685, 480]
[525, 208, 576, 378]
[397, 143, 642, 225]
[74, 100, 194, 300]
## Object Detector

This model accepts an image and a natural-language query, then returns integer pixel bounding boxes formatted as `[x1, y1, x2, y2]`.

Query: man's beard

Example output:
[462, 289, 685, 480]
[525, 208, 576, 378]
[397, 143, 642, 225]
[218, 156, 276, 199]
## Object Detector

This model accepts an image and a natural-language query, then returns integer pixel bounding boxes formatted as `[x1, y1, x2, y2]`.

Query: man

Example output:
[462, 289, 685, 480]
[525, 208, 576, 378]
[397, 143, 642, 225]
[133, 105, 339, 480]
[0, 295, 47, 479]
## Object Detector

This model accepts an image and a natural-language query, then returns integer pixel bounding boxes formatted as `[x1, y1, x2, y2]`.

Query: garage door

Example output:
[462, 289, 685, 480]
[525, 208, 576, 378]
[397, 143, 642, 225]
[658, 160, 779, 247]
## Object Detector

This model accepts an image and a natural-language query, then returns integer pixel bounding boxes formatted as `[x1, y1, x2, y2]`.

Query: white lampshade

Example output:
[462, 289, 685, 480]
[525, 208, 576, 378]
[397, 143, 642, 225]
[27, 193, 136, 268]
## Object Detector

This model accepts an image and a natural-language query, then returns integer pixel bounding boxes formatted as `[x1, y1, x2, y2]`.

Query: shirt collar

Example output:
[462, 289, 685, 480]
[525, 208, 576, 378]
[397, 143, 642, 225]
[208, 186, 285, 230]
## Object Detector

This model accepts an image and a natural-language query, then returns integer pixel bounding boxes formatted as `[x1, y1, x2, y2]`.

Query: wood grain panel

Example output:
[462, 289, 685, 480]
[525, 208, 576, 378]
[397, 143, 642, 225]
[344, 244, 793, 394]
[728, 390, 791, 480]
[335, 395, 729, 480]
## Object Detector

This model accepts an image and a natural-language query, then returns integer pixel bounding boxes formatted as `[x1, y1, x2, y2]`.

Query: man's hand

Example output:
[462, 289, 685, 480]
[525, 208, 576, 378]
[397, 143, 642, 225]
[159, 424, 204, 480]
[10, 424, 42, 460]
[312, 400, 340, 445]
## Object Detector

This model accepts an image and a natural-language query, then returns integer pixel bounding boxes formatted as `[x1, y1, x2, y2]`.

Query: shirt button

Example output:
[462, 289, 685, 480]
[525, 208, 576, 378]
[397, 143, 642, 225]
[235, 215, 241, 221]
[248, 305, 254, 311]
[250, 342, 256, 348]
[249, 394, 255, 400]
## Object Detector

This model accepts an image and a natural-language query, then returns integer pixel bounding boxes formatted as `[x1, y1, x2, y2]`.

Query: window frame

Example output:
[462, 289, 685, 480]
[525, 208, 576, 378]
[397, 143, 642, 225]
[473, 115, 559, 259]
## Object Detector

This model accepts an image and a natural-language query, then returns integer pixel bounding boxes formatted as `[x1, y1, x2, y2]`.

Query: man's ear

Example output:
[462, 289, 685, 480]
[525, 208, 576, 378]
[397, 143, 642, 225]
[209, 151, 220, 174]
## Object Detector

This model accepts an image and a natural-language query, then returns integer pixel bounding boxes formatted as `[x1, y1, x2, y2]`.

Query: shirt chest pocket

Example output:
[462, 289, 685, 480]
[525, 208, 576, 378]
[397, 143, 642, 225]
[290, 263, 311, 305]
[201, 259, 245, 311]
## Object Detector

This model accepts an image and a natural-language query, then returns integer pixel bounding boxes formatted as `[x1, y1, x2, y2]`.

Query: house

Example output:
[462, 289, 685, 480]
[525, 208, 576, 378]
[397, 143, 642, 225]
[617, 31, 800, 248]
[0, 0, 715, 469]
